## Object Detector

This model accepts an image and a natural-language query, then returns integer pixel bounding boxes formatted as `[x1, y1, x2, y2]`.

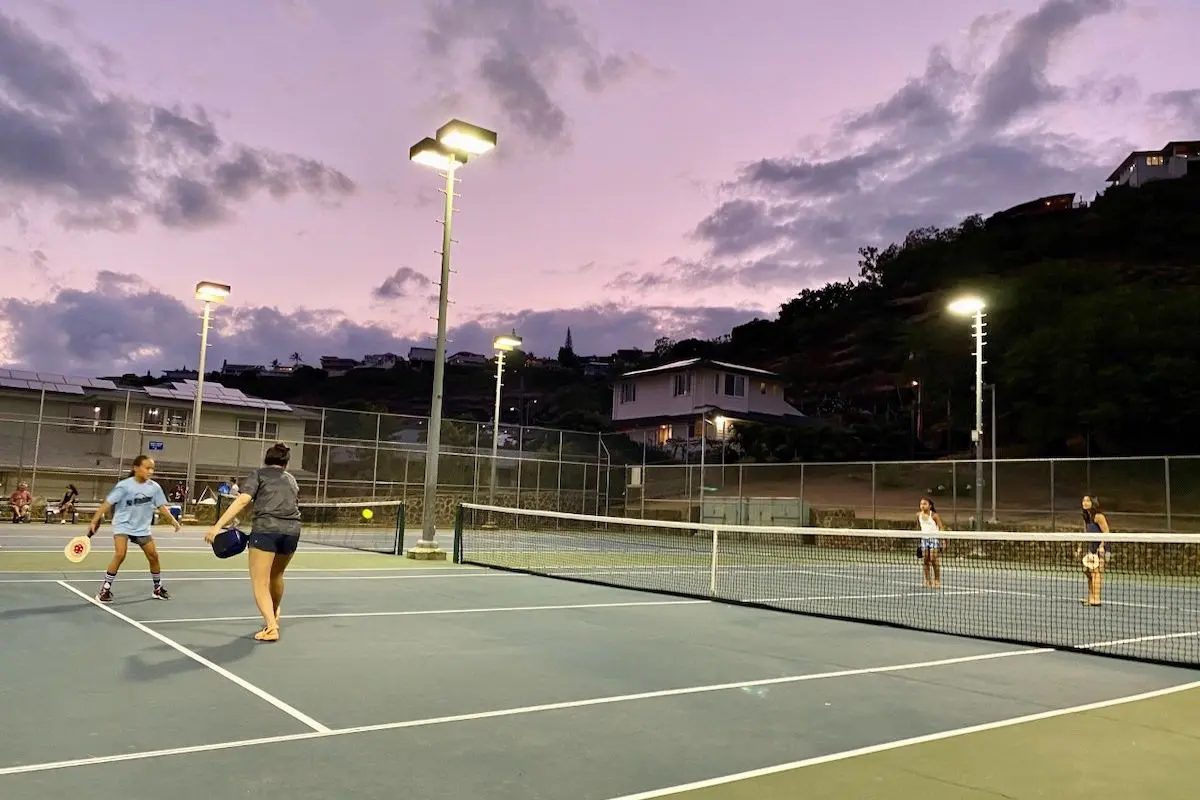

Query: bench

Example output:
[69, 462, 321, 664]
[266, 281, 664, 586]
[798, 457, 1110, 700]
[44, 498, 105, 525]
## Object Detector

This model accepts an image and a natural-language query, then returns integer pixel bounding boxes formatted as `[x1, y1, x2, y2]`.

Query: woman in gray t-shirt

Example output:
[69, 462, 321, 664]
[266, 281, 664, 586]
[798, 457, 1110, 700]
[206, 443, 301, 642]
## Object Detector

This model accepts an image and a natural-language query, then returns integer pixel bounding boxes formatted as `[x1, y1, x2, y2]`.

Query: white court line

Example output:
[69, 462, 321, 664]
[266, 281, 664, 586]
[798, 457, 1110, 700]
[55, 581, 330, 733]
[748, 589, 985, 603]
[145, 598, 710, 625]
[600, 677, 1200, 800]
[0, 646, 1049, 777]
[1079, 630, 1200, 649]
[0, 567, 475, 575]
[0, 572, 516, 584]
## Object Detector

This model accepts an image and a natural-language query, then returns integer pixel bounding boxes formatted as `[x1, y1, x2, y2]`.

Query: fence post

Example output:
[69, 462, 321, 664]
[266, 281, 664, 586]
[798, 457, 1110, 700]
[799, 463, 805, 526]
[30, 387, 45, 494]
[556, 431, 563, 512]
[402, 452, 410, 504]
[371, 412, 381, 499]
[1049, 458, 1056, 532]
[951, 461, 959, 529]
[709, 527, 720, 596]
[1165, 456, 1172, 532]
[870, 461, 877, 529]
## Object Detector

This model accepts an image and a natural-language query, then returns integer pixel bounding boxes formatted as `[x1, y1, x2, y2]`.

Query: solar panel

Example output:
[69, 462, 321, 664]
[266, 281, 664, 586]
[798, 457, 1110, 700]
[50, 384, 86, 395]
[145, 386, 174, 399]
[0, 369, 10, 379]
[0, 378, 29, 389]
[37, 373, 67, 384]
[86, 378, 118, 390]
[266, 400, 293, 412]
[10, 370, 37, 380]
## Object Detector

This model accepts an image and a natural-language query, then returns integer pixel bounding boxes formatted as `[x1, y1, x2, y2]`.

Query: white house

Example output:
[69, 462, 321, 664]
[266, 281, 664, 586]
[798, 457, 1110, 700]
[611, 358, 807, 446]
[1107, 141, 1200, 188]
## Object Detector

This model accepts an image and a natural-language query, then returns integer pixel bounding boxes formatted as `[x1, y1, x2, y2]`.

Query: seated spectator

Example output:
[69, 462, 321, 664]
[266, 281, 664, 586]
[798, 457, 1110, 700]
[9, 482, 32, 523]
[58, 484, 79, 523]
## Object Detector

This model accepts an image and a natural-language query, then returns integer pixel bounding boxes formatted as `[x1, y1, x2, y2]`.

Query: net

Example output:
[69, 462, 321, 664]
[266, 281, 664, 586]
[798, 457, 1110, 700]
[216, 496, 406, 555]
[454, 503, 1200, 668]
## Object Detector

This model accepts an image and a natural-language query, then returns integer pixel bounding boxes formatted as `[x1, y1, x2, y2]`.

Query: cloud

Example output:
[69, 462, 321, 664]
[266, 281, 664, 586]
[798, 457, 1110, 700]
[0, 11, 355, 232]
[629, 0, 1183, 294]
[420, 0, 649, 149]
[0, 278, 767, 374]
[1153, 88, 1200, 129]
[372, 267, 434, 300]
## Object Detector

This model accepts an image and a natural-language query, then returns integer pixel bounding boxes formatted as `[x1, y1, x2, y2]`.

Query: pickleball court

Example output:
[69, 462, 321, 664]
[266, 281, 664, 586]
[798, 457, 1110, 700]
[2, 520, 1199, 799]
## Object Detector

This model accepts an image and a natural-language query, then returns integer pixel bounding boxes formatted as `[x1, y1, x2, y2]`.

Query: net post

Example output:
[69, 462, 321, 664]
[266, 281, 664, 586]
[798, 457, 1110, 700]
[709, 527, 719, 596]
[393, 502, 405, 556]
[452, 503, 464, 563]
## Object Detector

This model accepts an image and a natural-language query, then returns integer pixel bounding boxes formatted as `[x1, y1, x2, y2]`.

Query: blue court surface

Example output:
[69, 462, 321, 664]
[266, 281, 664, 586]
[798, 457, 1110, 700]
[3, 545, 1200, 800]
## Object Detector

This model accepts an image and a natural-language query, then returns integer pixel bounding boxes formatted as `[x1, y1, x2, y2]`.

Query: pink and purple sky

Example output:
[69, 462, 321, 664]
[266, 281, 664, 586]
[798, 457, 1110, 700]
[1, 0, 1197, 375]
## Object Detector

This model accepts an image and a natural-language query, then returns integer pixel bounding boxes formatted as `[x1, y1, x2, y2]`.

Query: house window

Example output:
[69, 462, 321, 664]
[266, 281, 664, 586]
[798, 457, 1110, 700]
[619, 382, 637, 404]
[723, 374, 746, 397]
[1147, 155, 1165, 166]
[656, 425, 670, 446]
[141, 406, 189, 433]
[238, 419, 279, 440]
[68, 404, 105, 433]
[672, 372, 692, 397]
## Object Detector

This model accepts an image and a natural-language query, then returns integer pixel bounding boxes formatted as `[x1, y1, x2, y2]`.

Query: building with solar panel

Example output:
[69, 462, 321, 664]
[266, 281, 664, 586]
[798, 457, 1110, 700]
[0, 370, 310, 503]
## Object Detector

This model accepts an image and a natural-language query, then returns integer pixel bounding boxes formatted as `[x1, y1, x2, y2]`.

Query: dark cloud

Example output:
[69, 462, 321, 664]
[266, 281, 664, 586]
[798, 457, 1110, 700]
[0, 10, 355, 232]
[372, 267, 434, 300]
[635, 0, 1156, 294]
[421, 0, 649, 149]
[0, 280, 765, 374]
[971, 0, 1119, 130]
[1154, 89, 1200, 129]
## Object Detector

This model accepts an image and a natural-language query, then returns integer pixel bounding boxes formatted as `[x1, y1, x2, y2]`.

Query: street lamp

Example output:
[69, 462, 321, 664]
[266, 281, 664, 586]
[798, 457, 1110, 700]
[948, 295, 986, 531]
[408, 119, 498, 558]
[485, 332, 522, 525]
[185, 281, 230, 515]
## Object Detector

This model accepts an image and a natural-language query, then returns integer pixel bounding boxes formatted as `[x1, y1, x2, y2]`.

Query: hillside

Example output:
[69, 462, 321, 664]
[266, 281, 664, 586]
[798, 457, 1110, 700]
[711, 177, 1200, 459]
[139, 176, 1200, 463]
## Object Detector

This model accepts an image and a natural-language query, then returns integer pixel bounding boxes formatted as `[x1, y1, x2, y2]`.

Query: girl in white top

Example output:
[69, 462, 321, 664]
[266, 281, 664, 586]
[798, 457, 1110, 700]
[917, 496, 946, 588]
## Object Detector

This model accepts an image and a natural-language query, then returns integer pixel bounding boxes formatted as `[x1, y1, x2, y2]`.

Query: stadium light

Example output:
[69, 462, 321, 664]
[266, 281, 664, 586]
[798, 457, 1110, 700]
[948, 295, 987, 530]
[185, 280, 232, 514]
[485, 332, 523, 526]
[408, 118, 498, 559]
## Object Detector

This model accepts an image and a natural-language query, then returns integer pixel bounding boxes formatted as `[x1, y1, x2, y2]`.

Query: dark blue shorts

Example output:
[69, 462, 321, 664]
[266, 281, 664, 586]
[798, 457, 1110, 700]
[115, 533, 153, 547]
[248, 531, 300, 555]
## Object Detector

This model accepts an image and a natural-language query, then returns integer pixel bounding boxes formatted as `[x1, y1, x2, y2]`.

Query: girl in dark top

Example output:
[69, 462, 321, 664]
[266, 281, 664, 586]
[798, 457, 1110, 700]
[58, 484, 79, 523]
[1074, 495, 1109, 607]
[205, 443, 302, 642]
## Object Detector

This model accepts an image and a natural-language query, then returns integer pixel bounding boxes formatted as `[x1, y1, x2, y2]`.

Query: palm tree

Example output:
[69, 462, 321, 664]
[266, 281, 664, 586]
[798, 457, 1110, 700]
[270, 359, 281, 370]
[289, 352, 303, 366]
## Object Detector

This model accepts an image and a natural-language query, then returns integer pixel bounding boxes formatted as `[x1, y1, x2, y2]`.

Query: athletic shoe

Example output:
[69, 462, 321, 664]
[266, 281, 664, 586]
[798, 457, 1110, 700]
[152, 585, 170, 600]
[97, 587, 113, 603]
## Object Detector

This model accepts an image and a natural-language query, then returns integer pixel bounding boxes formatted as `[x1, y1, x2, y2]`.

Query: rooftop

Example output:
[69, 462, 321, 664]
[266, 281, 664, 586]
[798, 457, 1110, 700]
[0, 369, 295, 414]
[620, 358, 780, 380]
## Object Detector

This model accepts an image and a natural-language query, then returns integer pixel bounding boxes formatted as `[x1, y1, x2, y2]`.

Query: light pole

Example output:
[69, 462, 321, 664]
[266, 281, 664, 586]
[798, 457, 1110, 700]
[185, 281, 230, 515]
[948, 296, 986, 531]
[408, 119, 498, 558]
[486, 332, 522, 523]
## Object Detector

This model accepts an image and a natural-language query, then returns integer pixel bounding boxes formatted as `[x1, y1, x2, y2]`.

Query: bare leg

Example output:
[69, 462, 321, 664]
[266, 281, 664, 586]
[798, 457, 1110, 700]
[106, 536, 128, 576]
[922, 553, 932, 586]
[270, 552, 294, 622]
[248, 548, 279, 640]
[931, 551, 942, 588]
